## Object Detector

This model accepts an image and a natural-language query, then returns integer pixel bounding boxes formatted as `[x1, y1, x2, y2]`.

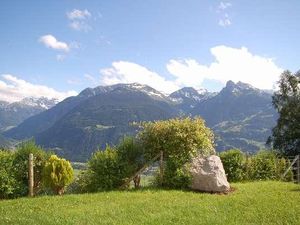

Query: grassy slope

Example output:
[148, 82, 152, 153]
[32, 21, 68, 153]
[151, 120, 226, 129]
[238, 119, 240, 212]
[0, 181, 300, 225]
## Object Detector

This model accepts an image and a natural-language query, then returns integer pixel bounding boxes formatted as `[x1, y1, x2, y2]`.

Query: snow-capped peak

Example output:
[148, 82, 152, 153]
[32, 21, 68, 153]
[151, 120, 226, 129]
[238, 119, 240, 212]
[196, 88, 208, 95]
[19, 97, 58, 109]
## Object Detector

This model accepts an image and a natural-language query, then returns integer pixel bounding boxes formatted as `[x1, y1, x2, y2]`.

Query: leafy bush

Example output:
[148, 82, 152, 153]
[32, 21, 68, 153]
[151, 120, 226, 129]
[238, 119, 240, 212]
[82, 145, 124, 192]
[12, 140, 49, 197]
[0, 150, 18, 199]
[161, 158, 192, 189]
[220, 149, 245, 182]
[248, 150, 278, 180]
[117, 136, 144, 178]
[77, 138, 145, 192]
[138, 117, 215, 189]
[138, 117, 215, 161]
[42, 155, 74, 195]
[219, 149, 293, 182]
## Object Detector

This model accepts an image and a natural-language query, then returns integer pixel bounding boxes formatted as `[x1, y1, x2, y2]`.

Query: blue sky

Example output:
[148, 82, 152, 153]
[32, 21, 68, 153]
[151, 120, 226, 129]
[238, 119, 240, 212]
[0, 0, 300, 102]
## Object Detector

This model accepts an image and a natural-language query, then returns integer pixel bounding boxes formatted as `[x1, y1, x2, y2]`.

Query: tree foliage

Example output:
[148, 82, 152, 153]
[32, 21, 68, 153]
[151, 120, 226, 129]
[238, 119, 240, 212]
[269, 70, 300, 156]
[138, 117, 215, 161]
[13, 140, 49, 196]
[116, 136, 145, 178]
[138, 117, 215, 188]
[0, 150, 17, 199]
[78, 138, 144, 192]
[42, 155, 74, 195]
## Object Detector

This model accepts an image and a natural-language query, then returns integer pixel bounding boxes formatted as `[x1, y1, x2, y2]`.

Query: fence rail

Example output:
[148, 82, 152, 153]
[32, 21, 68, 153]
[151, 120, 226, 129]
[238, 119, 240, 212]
[282, 155, 300, 183]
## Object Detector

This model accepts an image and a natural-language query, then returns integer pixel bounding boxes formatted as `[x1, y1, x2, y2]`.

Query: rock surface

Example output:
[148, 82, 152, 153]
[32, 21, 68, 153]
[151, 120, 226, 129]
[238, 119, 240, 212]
[190, 155, 230, 193]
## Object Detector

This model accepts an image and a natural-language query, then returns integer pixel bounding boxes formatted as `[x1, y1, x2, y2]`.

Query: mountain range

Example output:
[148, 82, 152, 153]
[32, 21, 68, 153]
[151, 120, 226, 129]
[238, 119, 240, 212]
[1, 81, 277, 161]
[0, 97, 58, 132]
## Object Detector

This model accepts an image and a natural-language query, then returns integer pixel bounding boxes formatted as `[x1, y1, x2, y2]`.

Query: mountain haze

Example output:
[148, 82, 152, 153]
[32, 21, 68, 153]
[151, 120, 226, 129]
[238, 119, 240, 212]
[3, 82, 277, 161]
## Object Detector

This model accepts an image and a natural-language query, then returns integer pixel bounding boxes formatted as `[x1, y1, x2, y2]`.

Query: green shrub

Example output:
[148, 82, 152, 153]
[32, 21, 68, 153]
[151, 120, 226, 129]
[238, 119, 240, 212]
[248, 150, 278, 180]
[12, 140, 49, 197]
[219, 149, 293, 182]
[0, 150, 18, 199]
[77, 138, 145, 193]
[138, 117, 215, 189]
[220, 149, 245, 182]
[161, 158, 192, 189]
[117, 137, 145, 178]
[83, 145, 124, 192]
[42, 155, 74, 195]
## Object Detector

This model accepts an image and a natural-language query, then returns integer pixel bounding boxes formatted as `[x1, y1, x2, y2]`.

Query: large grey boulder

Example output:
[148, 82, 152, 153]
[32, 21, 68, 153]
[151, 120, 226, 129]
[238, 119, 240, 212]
[190, 155, 230, 193]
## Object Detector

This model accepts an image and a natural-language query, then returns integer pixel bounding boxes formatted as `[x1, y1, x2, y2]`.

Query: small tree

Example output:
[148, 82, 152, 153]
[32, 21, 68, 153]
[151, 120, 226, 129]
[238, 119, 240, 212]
[138, 117, 215, 161]
[268, 70, 300, 156]
[42, 155, 74, 195]
[13, 140, 49, 197]
[117, 137, 144, 178]
[138, 117, 215, 188]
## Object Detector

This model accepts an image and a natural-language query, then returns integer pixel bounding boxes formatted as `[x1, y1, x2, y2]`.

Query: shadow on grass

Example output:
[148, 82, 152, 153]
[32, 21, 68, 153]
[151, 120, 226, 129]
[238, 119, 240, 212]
[290, 187, 300, 192]
[124, 186, 236, 195]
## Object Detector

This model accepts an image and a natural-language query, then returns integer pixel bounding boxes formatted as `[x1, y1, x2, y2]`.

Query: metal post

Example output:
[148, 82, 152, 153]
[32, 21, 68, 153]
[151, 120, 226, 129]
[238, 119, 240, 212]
[28, 153, 34, 197]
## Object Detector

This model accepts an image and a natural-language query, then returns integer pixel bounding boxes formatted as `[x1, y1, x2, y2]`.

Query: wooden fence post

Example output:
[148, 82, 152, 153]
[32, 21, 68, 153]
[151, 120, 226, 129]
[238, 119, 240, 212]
[28, 153, 34, 197]
[160, 151, 164, 186]
[297, 155, 300, 184]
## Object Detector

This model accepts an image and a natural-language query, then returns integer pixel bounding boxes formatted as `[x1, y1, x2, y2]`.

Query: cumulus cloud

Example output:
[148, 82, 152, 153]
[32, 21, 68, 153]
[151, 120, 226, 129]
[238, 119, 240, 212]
[67, 9, 91, 20]
[100, 61, 179, 93]
[99, 46, 282, 93]
[166, 59, 209, 88]
[39, 35, 69, 52]
[67, 9, 92, 31]
[167, 46, 283, 90]
[0, 74, 77, 103]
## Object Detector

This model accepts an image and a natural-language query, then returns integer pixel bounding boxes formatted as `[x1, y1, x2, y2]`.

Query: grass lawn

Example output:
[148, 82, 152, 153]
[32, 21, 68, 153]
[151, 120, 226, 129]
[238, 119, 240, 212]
[0, 181, 299, 225]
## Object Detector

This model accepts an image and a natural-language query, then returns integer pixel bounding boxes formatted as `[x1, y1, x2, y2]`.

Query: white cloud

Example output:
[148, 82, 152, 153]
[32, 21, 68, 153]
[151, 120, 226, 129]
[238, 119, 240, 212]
[218, 2, 232, 10]
[166, 59, 210, 88]
[39, 35, 69, 52]
[219, 14, 231, 27]
[67, 9, 92, 32]
[100, 61, 179, 93]
[0, 74, 77, 103]
[167, 46, 283, 90]
[216, 2, 232, 27]
[67, 9, 91, 20]
[98, 46, 282, 93]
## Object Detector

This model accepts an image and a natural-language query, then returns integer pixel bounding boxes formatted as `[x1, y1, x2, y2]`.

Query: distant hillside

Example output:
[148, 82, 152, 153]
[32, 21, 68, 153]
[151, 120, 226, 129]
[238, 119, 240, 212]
[4, 82, 277, 161]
